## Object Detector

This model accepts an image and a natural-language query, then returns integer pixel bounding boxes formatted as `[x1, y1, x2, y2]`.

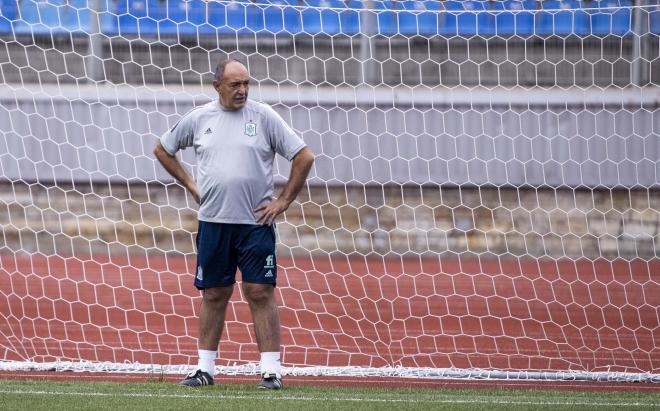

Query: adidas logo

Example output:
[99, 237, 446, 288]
[265, 270, 273, 278]
[196, 266, 204, 281]
[204, 128, 212, 134]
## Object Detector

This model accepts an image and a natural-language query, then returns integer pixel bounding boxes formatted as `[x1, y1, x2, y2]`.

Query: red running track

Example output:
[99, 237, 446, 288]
[0, 253, 658, 374]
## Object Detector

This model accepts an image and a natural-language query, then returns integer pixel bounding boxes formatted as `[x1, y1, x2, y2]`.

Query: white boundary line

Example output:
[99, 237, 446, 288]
[0, 388, 657, 407]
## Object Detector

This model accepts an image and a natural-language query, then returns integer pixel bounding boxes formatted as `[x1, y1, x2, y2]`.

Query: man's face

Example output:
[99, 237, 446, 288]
[214, 62, 250, 110]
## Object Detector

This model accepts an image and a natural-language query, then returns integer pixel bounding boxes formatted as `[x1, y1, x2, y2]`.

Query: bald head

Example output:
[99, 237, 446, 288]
[214, 59, 244, 81]
[213, 59, 250, 110]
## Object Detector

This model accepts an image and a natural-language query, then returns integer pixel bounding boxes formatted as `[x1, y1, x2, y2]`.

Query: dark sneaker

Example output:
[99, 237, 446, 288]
[258, 372, 283, 390]
[180, 369, 214, 387]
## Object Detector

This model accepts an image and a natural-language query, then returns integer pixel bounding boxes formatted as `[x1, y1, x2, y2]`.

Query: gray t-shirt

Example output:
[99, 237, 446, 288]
[160, 99, 306, 224]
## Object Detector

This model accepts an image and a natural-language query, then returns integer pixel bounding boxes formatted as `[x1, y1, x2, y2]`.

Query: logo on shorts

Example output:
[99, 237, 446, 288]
[244, 120, 256, 137]
[204, 127, 212, 135]
[265, 270, 273, 278]
[196, 266, 203, 281]
[264, 255, 274, 269]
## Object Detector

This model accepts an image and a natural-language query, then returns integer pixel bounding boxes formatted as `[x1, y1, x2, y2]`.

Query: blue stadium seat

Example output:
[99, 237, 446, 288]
[262, 3, 289, 34]
[417, 2, 440, 36]
[534, 0, 572, 36]
[439, 1, 464, 36]
[183, 0, 210, 34]
[107, 0, 213, 37]
[651, 6, 660, 34]
[200, 0, 295, 35]
[165, 0, 206, 35]
[513, 11, 535, 36]
[156, 0, 179, 35]
[573, 7, 592, 36]
[325, 0, 345, 35]
[14, 0, 54, 34]
[339, 7, 360, 35]
[610, 4, 632, 35]
[79, 0, 116, 34]
[13, 0, 63, 34]
[300, 0, 345, 35]
[493, 3, 515, 36]
[225, 2, 249, 33]
[282, 2, 303, 34]
[456, 1, 479, 36]
[201, 1, 230, 34]
[590, 8, 613, 36]
[242, 2, 264, 33]
[11, 0, 112, 35]
[219, 0, 304, 34]
[113, 0, 137, 35]
[112, 0, 152, 36]
[339, 1, 360, 35]
[394, 1, 422, 36]
[590, 1, 633, 35]
[489, 0, 535, 36]
[13, 0, 640, 38]
[438, 0, 503, 37]
[249, 1, 305, 34]
[513, 1, 538, 36]
[300, 5, 322, 34]
[162, 0, 254, 36]
[477, 1, 499, 36]
[375, 0, 395, 35]
[135, 0, 158, 36]
[0, 0, 17, 34]
[535, 0, 627, 36]
[59, 0, 83, 32]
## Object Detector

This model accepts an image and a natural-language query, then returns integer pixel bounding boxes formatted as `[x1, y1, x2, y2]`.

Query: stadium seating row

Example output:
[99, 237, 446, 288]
[0, 0, 653, 37]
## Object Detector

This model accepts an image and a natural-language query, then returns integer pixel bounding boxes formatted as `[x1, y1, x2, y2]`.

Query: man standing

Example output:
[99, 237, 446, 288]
[154, 59, 314, 390]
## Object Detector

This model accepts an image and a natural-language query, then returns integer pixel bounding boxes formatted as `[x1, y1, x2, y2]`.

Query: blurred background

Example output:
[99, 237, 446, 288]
[1, 0, 658, 259]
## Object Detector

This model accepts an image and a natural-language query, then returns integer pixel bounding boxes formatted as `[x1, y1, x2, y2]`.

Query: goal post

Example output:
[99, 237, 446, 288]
[0, 0, 658, 382]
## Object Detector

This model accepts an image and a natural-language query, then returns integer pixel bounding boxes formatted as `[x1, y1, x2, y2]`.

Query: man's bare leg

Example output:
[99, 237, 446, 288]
[243, 283, 280, 352]
[198, 286, 234, 350]
[181, 285, 233, 387]
[243, 282, 282, 389]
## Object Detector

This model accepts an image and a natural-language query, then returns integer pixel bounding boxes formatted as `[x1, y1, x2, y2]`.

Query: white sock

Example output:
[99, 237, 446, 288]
[260, 352, 281, 377]
[197, 349, 217, 375]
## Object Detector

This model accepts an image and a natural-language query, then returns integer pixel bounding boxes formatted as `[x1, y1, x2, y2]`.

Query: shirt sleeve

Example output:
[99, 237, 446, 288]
[159, 109, 197, 155]
[265, 105, 306, 161]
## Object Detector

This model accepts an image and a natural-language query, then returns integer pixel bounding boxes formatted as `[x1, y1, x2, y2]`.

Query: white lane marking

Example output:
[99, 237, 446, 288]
[0, 389, 657, 407]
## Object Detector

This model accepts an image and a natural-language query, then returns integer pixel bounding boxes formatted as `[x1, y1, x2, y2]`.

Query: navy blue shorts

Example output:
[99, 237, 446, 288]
[194, 221, 277, 289]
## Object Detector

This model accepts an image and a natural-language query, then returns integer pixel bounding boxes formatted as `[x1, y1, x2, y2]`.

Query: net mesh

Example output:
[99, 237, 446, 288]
[0, 0, 658, 381]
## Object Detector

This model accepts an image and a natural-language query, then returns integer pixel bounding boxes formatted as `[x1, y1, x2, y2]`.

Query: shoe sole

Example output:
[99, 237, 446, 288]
[258, 381, 283, 390]
[180, 372, 214, 387]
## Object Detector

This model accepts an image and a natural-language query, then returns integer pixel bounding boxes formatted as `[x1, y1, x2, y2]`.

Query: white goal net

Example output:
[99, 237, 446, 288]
[0, 0, 658, 382]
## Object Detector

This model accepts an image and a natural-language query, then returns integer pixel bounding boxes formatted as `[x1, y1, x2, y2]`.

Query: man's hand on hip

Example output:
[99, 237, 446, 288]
[254, 198, 289, 225]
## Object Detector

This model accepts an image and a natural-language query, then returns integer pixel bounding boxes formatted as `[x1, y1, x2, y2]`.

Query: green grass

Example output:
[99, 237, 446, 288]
[0, 379, 658, 410]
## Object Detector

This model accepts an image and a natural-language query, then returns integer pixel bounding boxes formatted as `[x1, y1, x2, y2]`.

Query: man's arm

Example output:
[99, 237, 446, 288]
[255, 146, 314, 225]
[153, 142, 200, 204]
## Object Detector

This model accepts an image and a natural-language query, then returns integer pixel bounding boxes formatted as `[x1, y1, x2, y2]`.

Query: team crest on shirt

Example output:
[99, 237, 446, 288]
[244, 120, 257, 137]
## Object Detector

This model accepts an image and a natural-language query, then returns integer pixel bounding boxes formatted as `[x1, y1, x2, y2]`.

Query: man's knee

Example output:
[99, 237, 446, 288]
[243, 283, 275, 307]
[202, 286, 233, 307]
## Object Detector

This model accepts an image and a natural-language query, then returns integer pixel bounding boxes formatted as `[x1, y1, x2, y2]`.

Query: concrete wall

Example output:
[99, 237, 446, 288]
[1, 84, 657, 188]
[1, 181, 657, 260]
